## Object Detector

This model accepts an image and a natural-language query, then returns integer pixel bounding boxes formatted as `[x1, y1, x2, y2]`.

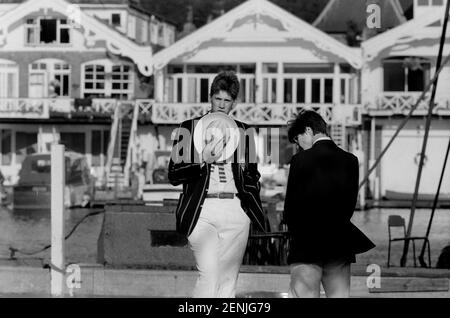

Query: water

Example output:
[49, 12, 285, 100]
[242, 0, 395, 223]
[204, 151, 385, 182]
[0, 206, 449, 267]
[351, 208, 450, 267]
[0, 207, 104, 264]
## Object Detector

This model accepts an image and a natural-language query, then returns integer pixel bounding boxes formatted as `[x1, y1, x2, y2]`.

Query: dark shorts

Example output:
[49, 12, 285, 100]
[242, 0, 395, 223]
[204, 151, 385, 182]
[288, 254, 356, 266]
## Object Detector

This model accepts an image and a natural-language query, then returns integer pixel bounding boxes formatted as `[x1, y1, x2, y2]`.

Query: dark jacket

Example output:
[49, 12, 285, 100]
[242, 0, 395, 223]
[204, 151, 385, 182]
[168, 115, 267, 237]
[284, 139, 375, 264]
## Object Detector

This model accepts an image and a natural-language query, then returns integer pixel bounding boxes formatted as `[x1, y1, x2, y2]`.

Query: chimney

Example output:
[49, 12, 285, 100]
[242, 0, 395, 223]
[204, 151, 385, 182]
[178, 5, 197, 39]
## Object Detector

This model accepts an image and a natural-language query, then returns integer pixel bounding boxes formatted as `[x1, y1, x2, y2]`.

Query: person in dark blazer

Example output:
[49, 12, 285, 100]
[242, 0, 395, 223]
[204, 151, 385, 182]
[168, 71, 266, 298]
[284, 110, 375, 298]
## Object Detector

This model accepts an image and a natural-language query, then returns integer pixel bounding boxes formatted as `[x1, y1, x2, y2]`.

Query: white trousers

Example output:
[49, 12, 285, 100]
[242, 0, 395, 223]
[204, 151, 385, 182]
[187, 197, 250, 298]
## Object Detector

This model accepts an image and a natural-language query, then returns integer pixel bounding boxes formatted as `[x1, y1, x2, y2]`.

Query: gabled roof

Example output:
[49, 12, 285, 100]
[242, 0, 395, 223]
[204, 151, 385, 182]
[0, 0, 153, 75]
[153, 0, 362, 70]
[362, 9, 449, 60]
[314, 0, 406, 34]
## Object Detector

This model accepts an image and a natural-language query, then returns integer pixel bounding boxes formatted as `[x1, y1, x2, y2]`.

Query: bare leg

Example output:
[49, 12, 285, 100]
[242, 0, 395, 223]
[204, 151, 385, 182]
[322, 260, 351, 298]
[288, 263, 322, 298]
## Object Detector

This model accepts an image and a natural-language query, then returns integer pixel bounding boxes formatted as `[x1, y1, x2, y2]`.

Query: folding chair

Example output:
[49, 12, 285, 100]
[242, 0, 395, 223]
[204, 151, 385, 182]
[244, 202, 290, 265]
[387, 215, 431, 267]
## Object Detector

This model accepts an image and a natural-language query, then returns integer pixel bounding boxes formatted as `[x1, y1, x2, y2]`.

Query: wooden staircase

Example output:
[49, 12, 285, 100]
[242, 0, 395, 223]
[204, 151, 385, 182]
[105, 102, 137, 189]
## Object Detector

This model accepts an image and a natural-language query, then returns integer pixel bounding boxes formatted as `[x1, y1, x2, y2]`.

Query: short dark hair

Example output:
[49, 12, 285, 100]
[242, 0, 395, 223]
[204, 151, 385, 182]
[287, 110, 328, 143]
[210, 71, 240, 100]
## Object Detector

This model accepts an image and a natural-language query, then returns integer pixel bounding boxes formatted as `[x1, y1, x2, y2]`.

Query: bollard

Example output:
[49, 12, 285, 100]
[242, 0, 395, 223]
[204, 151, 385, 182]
[51, 144, 65, 297]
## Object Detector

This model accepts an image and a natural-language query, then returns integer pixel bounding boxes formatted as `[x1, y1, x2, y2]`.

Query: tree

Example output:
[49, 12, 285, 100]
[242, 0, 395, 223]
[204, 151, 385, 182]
[139, 0, 330, 31]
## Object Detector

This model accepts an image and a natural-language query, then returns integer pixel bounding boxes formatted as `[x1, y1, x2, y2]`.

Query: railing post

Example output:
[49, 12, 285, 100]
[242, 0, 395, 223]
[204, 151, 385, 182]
[51, 144, 65, 297]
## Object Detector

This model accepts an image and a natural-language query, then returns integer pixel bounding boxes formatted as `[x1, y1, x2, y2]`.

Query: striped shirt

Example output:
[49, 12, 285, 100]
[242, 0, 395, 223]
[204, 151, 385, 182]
[208, 163, 237, 194]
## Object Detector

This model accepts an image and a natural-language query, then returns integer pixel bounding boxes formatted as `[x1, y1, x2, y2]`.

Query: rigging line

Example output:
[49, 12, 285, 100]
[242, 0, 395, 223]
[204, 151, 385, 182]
[358, 53, 450, 190]
[9, 209, 104, 258]
[400, 0, 450, 268]
[418, 136, 450, 267]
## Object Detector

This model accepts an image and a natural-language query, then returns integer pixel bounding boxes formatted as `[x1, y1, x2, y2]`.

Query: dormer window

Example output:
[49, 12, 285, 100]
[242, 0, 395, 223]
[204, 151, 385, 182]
[25, 17, 71, 45]
[383, 57, 430, 92]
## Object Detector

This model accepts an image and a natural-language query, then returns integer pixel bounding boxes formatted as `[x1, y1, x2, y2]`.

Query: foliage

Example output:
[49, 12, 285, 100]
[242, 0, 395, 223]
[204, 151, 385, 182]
[139, 0, 329, 31]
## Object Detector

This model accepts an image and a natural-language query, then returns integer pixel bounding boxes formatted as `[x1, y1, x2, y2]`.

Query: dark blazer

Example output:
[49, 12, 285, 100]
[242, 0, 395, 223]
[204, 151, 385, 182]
[168, 115, 267, 237]
[284, 139, 375, 264]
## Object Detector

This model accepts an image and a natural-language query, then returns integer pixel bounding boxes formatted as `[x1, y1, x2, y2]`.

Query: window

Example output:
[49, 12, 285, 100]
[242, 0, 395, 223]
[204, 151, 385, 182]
[84, 65, 106, 98]
[168, 65, 183, 74]
[324, 79, 333, 103]
[263, 63, 278, 73]
[83, 61, 133, 99]
[167, 64, 254, 103]
[25, 18, 70, 45]
[383, 57, 430, 92]
[1, 129, 12, 166]
[26, 19, 39, 44]
[262, 64, 278, 103]
[158, 24, 164, 44]
[262, 78, 277, 103]
[141, 20, 148, 43]
[200, 78, 209, 103]
[111, 65, 132, 99]
[112, 13, 121, 26]
[284, 63, 333, 74]
[150, 20, 158, 44]
[187, 78, 196, 103]
[29, 59, 71, 98]
[0, 60, 18, 98]
[284, 79, 292, 103]
[311, 79, 321, 103]
[60, 132, 85, 154]
[186, 65, 237, 73]
[238, 77, 255, 103]
[239, 65, 255, 74]
[31, 158, 52, 174]
[168, 27, 175, 45]
[15, 132, 37, 164]
[127, 15, 136, 39]
[296, 79, 305, 103]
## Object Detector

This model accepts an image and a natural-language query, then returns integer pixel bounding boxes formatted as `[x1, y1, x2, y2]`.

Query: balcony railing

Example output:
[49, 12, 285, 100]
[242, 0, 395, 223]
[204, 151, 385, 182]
[147, 103, 361, 125]
[0, 98, 50, 118]
[0, 98, 363, 125]
[365, 92, 450, 116]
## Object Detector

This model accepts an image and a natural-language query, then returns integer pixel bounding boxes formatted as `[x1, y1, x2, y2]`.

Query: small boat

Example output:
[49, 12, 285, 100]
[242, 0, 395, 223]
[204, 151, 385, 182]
[142, 183, 182, 205]
[12, 152, 95, 210]
[384, 190, 450, 201]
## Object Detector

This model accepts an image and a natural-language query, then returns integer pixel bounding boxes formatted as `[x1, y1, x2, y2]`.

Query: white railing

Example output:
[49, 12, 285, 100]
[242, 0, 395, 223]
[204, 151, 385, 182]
[149, 103, 345, 125]
[150, 103, 210, 124]
[366, 92, 450, 115]
[136, 99, 153, 116]
[105, 104, 121, 182]
[0, 98, 50, 118]
[0, 98, 120, 118]
[0, 98, 364, 124]
[91, 98, 118, 113]
[123, 101, 140, 186]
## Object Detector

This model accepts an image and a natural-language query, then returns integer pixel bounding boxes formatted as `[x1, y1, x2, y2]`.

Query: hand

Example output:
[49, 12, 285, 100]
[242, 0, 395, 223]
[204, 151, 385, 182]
[202, 137, 224, 163]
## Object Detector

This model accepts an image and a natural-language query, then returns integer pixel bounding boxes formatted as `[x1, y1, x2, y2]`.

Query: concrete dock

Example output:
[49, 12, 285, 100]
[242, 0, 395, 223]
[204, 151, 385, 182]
[0, 261, 449, 298]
